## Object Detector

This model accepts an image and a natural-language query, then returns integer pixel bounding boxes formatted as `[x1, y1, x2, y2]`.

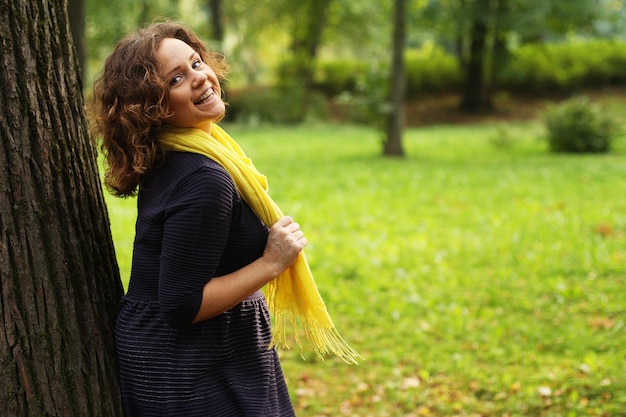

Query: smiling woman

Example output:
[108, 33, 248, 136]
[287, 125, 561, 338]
[92, 21, 307, 416]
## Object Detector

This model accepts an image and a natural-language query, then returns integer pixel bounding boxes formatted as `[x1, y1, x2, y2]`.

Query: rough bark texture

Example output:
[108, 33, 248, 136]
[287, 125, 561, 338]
[0, 0, 124, 416]
[384, 0, 406, 157]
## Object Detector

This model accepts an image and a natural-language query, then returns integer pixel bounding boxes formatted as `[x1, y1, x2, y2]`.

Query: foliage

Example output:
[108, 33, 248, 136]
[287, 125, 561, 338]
[417, 0, 607, 67]
[404, 41, 463, 97]
[502, 39, 626, 93]
[544, 96, 617, 153]
[85, 0, 222, 84]
[225, 85, 329, 125]
[104, 97, 626, 415]
[331, 62, 390, 126]
[416, 0, 606, 111]
[314, 59, 370, 96]
[315, 42, 462, 98]
[314, 42, 463, 126]
[314, 38, 626, 103]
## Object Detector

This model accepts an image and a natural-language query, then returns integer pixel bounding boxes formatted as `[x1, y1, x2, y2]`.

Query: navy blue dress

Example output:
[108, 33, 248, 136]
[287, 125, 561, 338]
[115, 152, 295, 416]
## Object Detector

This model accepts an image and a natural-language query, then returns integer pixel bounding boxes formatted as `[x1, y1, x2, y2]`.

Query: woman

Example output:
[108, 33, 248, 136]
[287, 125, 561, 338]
[94, 22, 305, 416]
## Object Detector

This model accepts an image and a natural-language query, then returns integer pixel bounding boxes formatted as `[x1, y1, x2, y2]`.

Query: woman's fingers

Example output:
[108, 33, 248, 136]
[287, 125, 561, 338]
[264, 216, 307, 271]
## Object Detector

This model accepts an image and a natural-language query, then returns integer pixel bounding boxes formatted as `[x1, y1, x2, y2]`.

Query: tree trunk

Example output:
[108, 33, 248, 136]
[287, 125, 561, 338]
[208, 0, 224, 46]
[384, 0, 406, 157]
[205, 0, 230, 105]
[489, 0, 508, 97]
[460, 0, 492, 112]
[284, 0, 333, 123]
[0, 1, 125, 416]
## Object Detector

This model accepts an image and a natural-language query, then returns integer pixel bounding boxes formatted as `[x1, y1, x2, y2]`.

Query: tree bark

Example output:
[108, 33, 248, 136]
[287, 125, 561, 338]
[0, 0, 124, 416]
[384, 0, 406, 157]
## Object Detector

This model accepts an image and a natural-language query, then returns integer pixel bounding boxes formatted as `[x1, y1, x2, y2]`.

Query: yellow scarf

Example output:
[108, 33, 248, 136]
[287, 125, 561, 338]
[159, 124, 360, 364]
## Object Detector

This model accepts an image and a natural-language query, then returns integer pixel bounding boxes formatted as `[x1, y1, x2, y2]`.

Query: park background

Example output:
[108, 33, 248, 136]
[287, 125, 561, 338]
[81, 0, 626, 415]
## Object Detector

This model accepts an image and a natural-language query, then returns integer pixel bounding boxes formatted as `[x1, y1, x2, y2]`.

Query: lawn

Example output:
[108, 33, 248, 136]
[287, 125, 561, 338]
[104, 109, 626, 416]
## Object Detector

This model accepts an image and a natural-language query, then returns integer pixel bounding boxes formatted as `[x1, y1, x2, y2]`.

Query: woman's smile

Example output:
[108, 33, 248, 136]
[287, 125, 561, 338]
[194, 87, 216, 106]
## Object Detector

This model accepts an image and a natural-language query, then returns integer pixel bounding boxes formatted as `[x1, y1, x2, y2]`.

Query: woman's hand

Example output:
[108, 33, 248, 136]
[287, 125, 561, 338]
[192, 215, 308, 323]
[263, 216, 307, 276]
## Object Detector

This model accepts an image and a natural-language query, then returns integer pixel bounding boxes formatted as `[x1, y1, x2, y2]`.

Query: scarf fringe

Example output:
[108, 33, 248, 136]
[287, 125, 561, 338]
[269, 310, 362, 365]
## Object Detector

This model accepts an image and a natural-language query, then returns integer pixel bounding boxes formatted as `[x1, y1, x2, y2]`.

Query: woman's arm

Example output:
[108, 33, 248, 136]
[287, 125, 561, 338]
[192, 215, 306, 322]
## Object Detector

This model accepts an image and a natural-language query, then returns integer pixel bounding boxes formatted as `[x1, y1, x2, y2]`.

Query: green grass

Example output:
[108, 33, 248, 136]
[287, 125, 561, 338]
[104, 117, 626, 416]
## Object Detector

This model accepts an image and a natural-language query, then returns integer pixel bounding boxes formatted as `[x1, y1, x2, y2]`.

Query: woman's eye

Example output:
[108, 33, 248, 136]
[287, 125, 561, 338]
[192, 59, 202, 69]
[170, 75, 182, 86]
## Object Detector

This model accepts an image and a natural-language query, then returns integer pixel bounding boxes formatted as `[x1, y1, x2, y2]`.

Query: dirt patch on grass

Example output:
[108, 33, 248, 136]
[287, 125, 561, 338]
[403, 93, 550, 126]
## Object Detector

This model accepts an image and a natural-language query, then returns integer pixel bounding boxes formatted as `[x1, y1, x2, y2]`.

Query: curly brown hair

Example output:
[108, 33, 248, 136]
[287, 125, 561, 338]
[93, 21, 229, 197]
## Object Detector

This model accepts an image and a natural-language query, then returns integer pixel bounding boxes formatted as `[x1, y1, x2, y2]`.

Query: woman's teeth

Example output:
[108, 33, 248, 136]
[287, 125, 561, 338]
[195, 89, 214, 105]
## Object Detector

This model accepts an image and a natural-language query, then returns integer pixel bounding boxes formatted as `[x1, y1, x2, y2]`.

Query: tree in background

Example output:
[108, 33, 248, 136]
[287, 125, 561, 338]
[461, 0, 491, 111]
[205, 0, 224, 48]
[384, 0, 407, 156]
[216, 0, 337, 122]
[421, 0, 603, 112]
[0, 0, 124, 415]
[279, 0, 334, 123]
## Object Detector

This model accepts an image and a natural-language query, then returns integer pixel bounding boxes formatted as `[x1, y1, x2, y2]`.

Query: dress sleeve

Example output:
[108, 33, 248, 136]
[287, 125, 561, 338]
[157, 165, 237, 328]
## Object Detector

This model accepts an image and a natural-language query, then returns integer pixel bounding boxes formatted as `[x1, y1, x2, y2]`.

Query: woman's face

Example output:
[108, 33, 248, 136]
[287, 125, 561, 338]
[156, 38, 225, 132]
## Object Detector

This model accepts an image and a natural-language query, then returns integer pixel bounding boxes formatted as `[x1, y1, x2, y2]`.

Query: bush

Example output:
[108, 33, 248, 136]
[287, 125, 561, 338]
[544, 96, 616, 153]
[314, 39, 626, 100]
[332, 61, 390, 126]
[502, 39, 626, 93]
[404, 42, 463, 97]
[226, 85, 329, 125]
[313, 59, 370, 96]
[315, 43, 462, 98]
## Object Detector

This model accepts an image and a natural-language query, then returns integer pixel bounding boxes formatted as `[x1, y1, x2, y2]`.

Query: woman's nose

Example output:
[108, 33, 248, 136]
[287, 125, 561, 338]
[191, 70, 208, 87]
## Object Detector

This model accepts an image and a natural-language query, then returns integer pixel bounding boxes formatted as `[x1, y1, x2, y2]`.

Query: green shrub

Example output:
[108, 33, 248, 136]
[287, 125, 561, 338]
[313, 59, 370, 95]
[226, 85, 328, 125]
[404, 42, 463, 97]
[544, 96, 616, 153]
[315, 39, 626, 99]
[331, 62, 390, 126]
[502, 39, 626, 93]
[315, 42, 462, 98]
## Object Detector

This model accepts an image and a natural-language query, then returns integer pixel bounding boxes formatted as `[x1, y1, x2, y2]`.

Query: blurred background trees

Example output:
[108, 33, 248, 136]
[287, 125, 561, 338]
[70, 0, 626, 138]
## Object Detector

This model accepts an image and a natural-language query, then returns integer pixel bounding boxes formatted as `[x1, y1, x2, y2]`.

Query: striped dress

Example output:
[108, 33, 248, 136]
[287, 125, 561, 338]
[115, 152, 295, 416]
